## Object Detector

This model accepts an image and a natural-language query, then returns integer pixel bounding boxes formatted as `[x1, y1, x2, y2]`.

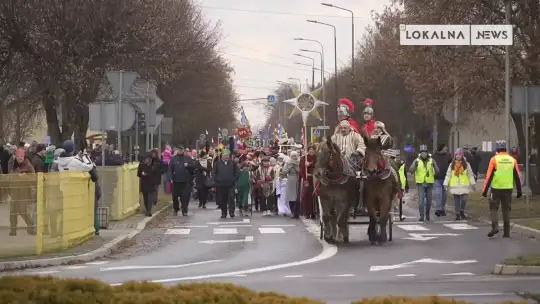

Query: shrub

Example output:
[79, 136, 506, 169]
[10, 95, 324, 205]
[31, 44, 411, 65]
[0, 276, 529, 304]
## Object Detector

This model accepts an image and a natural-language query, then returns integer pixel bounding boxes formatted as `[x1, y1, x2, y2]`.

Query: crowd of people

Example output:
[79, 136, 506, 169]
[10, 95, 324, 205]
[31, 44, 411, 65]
[145, 143, 319, 220]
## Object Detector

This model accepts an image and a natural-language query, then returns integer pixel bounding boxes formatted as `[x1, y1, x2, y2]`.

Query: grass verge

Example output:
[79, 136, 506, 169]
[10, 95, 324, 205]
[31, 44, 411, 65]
[503, 253, 540, 266]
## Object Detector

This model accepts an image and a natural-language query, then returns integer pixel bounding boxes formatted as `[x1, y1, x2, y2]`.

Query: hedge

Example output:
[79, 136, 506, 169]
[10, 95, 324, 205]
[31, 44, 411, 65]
[0, 276, 527, 304]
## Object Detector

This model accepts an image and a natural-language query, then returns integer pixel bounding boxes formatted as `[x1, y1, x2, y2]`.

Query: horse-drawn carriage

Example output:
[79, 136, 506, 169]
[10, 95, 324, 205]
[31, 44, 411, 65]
[313, 135, 403, 245]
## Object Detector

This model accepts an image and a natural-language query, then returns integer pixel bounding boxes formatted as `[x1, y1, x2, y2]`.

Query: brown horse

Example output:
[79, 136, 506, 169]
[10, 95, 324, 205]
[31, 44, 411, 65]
[313, 136, 357, 244]
[360, 133, 396, 245]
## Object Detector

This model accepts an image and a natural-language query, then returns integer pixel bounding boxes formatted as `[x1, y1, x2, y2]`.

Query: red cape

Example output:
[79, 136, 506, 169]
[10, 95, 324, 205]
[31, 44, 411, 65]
[361, 119, 375, 136]
[347, 118, 360, 133]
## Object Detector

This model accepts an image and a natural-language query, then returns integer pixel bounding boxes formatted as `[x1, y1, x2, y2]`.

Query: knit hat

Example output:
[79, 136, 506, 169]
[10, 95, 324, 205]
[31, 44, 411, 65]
[455, 148, 464, 156]
[63, 140, 75, 154]
[222, 149, 230, 155]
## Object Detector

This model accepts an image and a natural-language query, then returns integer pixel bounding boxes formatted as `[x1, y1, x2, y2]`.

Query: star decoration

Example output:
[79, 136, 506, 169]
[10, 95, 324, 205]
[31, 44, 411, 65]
[284, 82, 327, 125]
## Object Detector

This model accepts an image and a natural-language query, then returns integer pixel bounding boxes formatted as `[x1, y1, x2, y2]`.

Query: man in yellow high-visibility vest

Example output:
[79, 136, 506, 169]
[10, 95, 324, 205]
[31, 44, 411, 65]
[409, 145, 439, 221]
[482, 140, 522, 238]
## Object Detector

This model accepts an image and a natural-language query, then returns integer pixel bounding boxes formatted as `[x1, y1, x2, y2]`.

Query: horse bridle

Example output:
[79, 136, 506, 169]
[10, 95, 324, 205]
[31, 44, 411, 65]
[361, 151, 390, 181]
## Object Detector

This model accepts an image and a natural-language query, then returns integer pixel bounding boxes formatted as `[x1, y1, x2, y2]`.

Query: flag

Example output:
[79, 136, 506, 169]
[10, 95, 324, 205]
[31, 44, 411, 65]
[240, 106, 250, 127]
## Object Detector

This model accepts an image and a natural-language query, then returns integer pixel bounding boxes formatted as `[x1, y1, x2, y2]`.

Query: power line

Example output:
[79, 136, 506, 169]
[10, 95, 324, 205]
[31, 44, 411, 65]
[199, 5, 366, 19]
[224, 41, 296, 62]
[223, 53, 312, 71]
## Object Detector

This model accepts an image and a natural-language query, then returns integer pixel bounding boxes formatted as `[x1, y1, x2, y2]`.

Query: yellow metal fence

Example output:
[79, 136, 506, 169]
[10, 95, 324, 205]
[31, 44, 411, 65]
[0, 163, 140, 258]
[0, 172, 95, 257]
[96, 163, 140, 221]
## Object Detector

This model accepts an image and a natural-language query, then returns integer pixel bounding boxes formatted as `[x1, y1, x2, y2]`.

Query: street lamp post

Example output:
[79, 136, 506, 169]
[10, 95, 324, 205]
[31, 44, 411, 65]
[321, 3, 355, 93]
[294, 53, 315, 90]
[307, 20, 338, 107]
[300, 49, 324, 92]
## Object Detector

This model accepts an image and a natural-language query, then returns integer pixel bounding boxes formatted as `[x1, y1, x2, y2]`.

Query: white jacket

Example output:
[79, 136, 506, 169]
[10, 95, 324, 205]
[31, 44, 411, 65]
[443, 161, 476, 195]
[56, 155, 94, 172]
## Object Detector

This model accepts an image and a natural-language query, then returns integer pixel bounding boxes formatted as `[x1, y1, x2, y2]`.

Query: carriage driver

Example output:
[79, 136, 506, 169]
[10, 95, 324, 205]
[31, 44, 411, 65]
[331, 120, 366, 159]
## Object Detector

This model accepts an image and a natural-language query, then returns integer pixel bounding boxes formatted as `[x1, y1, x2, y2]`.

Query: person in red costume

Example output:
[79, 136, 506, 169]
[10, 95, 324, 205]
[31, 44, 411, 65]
[361, 98, 376, 136]
[335, 98, 360, 133]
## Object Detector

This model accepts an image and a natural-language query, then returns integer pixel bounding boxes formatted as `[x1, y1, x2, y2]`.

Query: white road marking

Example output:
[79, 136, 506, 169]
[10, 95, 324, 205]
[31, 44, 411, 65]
[63, 265, 87, 270]
[100, 260, 221, 272]
[259, 227, 285, 234]
[396, 274, 417, 277]
[174, 225, 208, 228]
[433, 220, 467, 224]
[218, 224, 252, 228]
[370, 258, 477, 272]
[199, 236, 254, 244]
[443, 223, 478, 230]
[441, 272, 475, 276]
[396, 224, 429, 231]
[213, 228, 238, 234]
[262, 224, 296, 227]
[284, 275, 303, 278]
[29, 270, 60, 275]
[207, 219, 250, 225]
[329, 274, 355, 277]
[112, 219, 337, 285]
[438, 293, 511, 297]
[165, 229, 191, 235]
[404, 233, 462, 241]
[85, 261, 109, 265]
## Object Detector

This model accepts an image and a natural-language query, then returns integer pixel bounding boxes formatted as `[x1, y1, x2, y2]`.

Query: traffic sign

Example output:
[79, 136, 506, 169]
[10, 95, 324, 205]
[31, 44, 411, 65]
[237, 127, 249, 139]
[267, 95, 276, 105]
[315, 126, 330, 130]
[42, 136, 51, 145]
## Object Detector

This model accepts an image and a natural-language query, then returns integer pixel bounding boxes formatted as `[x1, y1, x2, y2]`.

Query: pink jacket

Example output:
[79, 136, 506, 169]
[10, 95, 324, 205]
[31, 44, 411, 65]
[162, 146, 172, 164]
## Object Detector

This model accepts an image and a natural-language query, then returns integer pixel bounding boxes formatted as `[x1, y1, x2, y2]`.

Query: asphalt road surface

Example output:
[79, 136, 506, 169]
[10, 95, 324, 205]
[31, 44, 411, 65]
[5, 197, 540, 303]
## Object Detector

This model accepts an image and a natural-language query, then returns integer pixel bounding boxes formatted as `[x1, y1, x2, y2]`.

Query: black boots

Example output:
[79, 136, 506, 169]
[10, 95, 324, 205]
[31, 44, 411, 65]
[488, 222, 499, 237]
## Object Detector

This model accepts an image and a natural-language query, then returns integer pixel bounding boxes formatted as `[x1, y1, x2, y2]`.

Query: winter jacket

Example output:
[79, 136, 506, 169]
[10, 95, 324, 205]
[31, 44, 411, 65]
[9, 158, 35, 174]
[56, 155, 94, 172]
[194, 158, 212, 189]
[443, 160, 476, 195]
[0, 147, 10, 174]
[169, 154, 195, 183]
[137, 157, 162, 193]
[212, 159, 239, 187]
[162, 149, 172, 164]
[432, 151, 452, 180]
[31, 154, 48, 173]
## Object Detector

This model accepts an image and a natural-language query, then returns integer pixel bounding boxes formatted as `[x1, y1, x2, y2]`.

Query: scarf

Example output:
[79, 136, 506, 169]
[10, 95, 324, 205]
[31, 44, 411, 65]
[199, 158, 207, 168]
[453, 160, 464, 176]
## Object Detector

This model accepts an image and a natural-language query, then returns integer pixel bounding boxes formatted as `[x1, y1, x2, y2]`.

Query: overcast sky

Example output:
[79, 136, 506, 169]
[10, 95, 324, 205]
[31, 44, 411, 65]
[198, 0, 391, 127]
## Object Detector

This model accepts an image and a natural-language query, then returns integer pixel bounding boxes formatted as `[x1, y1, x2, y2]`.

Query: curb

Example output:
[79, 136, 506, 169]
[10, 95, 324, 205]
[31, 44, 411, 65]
[0, 203, 171, 272]
[493, 264, 540, 275]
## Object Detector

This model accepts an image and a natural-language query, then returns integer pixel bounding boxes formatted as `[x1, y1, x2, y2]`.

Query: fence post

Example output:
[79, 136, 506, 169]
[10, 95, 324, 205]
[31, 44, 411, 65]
[35, 172, 44, 255]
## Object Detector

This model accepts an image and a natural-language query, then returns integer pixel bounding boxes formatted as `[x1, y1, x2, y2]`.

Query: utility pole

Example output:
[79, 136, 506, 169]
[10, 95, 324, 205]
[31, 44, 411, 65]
[504, 0, 512, 146]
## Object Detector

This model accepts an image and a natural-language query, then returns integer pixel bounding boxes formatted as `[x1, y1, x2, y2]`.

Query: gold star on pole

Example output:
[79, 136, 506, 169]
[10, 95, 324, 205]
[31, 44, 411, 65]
[284, 82, 327, 125]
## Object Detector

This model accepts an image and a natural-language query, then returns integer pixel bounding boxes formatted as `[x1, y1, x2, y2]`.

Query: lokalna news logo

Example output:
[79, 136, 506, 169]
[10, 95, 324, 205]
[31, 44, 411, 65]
[399, 24, 513, 46]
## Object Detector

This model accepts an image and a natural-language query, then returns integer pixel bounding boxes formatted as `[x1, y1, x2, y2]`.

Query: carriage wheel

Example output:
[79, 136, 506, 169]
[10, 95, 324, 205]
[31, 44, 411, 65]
[388, 213, 393, 241]
[399, 198, 405, 222]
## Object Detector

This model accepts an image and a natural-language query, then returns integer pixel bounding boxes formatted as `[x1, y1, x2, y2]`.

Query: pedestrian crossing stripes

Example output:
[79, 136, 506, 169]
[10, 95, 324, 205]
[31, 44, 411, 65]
[163, 227, 290, 235]
[395, 222, 479, 232]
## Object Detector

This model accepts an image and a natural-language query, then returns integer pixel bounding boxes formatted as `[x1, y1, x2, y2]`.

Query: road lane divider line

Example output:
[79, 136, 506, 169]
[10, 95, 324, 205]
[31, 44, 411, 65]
[258, 227, 285, 234]
[100, 260, 222, 272]
[174, 225, 208, 228]
[207, 219, 250, 225]
[218, 225, 252, 228]
[165, 229, 191, 235]
[396, 274, 416, 277]
[328, 274, 355, 277]
[284, 275, 303, 278]
[107, 219, 337, 285]
[262, 224, 296, 227]
[213, 228, 238, 234]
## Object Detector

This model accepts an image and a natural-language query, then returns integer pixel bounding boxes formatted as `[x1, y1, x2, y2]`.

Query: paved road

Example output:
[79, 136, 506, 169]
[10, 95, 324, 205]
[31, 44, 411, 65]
[5, 196, 540, 303]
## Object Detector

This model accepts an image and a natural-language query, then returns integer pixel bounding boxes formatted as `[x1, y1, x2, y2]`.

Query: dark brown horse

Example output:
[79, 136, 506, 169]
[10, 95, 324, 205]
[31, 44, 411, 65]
[360, 133, 396, 245]
[313, 136, 357, 244]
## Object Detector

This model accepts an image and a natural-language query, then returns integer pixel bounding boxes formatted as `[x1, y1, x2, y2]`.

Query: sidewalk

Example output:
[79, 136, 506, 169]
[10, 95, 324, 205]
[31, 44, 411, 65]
[0, 200, 171, 271]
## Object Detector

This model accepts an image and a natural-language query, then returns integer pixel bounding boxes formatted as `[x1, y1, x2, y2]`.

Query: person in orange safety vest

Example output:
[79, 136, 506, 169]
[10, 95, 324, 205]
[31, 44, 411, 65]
[482, 140, 522, 238]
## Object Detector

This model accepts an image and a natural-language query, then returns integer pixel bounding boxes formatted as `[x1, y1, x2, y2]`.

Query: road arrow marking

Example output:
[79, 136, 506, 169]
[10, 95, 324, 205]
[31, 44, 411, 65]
[207, 219, 250, 225]
[370, 258, 477, 272]
[404, 233, 462, 241]
[199, 236, 254, 244]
